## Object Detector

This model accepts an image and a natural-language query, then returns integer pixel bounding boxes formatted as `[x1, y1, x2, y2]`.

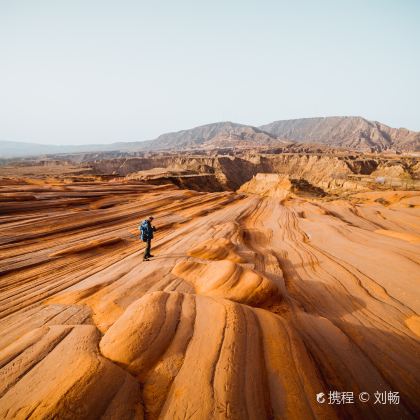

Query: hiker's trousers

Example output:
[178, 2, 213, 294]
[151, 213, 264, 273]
[144, 239, 152, 258]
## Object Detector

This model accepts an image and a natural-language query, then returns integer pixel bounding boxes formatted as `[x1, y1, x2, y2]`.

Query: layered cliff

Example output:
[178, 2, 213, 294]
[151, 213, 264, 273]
[89, 154, 419, 192]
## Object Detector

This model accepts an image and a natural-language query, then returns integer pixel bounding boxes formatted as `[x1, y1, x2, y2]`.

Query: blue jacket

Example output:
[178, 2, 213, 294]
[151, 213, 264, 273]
[139, 220, 155, 242]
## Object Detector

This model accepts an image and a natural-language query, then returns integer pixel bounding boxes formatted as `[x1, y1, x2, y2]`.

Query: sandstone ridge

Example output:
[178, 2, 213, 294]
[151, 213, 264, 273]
[0, 165, 419, 418]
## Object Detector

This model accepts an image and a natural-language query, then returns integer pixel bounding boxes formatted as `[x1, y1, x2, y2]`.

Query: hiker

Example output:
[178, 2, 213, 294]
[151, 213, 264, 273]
[139, 216, 157, 261]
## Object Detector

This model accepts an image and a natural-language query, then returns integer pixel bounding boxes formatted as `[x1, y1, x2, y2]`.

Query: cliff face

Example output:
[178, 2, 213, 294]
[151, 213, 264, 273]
[260, 116, 420, 152]
[238, 173, 292, 199]
[91, 156, 218, 177]
[90, 154, 418, 192]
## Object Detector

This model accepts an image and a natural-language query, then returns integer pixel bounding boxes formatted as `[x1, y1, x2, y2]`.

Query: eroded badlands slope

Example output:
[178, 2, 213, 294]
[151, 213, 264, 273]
[0, 179, 419, 419]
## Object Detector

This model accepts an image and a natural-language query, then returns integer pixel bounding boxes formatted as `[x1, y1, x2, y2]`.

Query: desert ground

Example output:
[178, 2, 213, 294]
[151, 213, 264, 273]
[0, 149, 419, 419]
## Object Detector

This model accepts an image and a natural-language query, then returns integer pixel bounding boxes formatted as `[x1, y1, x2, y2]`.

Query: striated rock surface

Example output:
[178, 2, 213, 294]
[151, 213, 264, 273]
[172, 259, 280, 306]
[100, 291, 332, 419]
[0, 176, 419, 419]
[0, 325, 142, 419]
[239, 173, 292, 199]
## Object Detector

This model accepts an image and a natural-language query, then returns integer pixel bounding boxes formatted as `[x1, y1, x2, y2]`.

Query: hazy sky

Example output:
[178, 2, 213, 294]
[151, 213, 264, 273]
[1, 0, 419, 145]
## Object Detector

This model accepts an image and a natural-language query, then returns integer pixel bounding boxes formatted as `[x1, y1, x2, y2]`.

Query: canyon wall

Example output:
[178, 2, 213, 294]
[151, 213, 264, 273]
[90, 154, 419, 192]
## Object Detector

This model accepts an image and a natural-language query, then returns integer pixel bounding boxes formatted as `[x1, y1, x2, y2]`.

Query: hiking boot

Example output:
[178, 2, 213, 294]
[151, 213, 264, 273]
[148, 254, 155, 258]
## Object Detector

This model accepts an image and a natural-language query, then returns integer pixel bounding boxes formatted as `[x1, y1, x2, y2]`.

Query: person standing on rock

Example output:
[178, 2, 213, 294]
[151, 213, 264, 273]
[139, 216, 157, 261]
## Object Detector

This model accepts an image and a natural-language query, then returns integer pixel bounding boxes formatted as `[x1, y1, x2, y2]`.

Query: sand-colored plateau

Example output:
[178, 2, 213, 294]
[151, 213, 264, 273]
[0, 153, 419, 419]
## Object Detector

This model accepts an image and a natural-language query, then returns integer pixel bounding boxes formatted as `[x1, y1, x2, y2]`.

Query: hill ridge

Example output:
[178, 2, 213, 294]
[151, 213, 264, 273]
[1, 116, 419, 158]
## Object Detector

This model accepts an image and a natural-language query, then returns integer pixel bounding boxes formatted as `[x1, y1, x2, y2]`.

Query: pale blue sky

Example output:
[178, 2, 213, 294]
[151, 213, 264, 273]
[0, 0, 419, 145]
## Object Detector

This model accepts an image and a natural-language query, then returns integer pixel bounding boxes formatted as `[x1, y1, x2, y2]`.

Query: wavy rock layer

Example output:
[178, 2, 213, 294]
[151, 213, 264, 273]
[172, 259, 280, 306]
[100, 291, 332, 419]
[0, 180, 419, 419]
[0, 325, 142, 419]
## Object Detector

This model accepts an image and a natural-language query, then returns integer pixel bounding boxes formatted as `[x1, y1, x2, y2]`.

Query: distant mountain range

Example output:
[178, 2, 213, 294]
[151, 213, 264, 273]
[141, 123, 290, 150]
[1, 117, 419, 158]
[260, 117, 420, 152]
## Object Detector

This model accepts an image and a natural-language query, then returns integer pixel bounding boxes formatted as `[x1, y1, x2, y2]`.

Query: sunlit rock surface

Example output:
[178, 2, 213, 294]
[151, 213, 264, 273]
[0, 179, 419, 419]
